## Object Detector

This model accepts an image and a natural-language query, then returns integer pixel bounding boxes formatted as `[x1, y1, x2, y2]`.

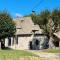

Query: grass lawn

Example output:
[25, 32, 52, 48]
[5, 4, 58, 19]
[0, 50, 38, 60]
[0, 49, 60, 60]
[42, 48, 60, 53]
[28, 48, 60, 53]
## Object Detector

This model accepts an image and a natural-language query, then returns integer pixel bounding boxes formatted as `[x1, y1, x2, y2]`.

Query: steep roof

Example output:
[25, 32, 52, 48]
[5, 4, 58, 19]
[14, 17, 43, 35]
[53, 31, 60, 39]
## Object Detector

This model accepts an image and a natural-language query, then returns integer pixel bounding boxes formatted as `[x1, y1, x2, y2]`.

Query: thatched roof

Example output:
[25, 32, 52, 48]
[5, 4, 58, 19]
[13, 17, 43, 35]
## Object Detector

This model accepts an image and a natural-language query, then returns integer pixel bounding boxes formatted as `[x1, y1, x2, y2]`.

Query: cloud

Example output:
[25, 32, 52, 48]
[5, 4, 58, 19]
[16, 13, 23, 17]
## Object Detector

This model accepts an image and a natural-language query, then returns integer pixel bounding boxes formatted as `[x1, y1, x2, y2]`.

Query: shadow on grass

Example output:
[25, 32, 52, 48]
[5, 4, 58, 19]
[2, 47, 13, 50]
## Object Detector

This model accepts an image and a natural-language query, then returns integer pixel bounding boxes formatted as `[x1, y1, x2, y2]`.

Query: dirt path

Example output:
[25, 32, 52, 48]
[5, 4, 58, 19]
[34, 52, 60, 58]
[27, 50, 60, 59]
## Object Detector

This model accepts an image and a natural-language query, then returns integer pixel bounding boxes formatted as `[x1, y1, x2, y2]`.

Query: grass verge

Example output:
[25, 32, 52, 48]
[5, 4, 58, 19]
[0, 50, 37, 60]
[42, 48, 60, 53]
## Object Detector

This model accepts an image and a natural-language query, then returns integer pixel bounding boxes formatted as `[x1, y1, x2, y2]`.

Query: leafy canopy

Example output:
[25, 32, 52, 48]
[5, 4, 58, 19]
[0, 11, 16, 39]
[31, 9, 60, 36]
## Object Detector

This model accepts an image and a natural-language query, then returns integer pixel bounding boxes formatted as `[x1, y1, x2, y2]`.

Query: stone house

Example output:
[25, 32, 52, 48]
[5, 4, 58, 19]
[4, 17, 48, 50]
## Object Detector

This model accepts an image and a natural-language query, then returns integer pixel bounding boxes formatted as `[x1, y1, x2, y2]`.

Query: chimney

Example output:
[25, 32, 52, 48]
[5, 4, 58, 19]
[32, 11, 36, 16]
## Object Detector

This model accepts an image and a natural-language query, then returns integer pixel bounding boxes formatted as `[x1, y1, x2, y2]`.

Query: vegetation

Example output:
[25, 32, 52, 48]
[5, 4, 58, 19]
[31, 9, 60, 48]
[0, 11, 16, 39]
[0, 11, 16, 49]
[0, 50, 60, 60]
[42, 48, 60, 53]
[0, 50, 40, 60]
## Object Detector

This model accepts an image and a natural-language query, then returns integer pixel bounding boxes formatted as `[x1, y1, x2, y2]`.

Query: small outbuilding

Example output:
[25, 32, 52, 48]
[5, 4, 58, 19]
[4, 17, 48, 50]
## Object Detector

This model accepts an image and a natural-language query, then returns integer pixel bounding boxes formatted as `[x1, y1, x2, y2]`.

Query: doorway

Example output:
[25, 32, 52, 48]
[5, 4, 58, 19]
[53, 41, 59, 47]
[29, 39, 40, 50]
[29, 41, 33, 50]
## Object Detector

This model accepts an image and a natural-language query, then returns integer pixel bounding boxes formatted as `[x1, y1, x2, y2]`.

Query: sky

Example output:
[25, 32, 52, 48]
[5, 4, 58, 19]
[0, 0, 60, 17]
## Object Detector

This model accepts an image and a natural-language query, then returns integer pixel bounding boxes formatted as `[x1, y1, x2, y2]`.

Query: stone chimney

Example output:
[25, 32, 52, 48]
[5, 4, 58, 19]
[32, 11, 36, 16]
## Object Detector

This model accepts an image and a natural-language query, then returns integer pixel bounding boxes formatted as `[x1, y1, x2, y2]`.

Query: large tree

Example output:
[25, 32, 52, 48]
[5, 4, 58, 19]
[31, 9, 60, 48]
[31, 10, 50, 36]
[0, 11, 16, 48]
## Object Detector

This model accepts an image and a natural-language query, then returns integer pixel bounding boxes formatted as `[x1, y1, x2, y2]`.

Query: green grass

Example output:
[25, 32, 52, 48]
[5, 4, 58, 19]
[0, 49, 60, 60]
[0, 50, 36, 60]
[42, 48, 60, 53]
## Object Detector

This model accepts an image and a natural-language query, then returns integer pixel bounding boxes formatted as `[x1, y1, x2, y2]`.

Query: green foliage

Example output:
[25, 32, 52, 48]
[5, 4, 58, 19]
[51, 9, 60, 32]
[0, 11, 16, 39]
[31, 9, 60, 37]
[39, 10, 50, 25]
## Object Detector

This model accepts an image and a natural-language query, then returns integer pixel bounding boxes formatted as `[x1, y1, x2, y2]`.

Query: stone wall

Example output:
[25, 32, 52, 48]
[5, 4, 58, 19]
[31, 35, 48, 50]
[4, 35, 48, 50]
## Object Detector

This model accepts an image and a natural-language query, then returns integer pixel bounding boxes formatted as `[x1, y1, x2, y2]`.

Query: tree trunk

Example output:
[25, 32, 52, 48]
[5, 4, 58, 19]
[1, 39, 5, 49]
[59, 40, 60, 48]
[0, 41, 1, 49]
[49, 37, 55, 49]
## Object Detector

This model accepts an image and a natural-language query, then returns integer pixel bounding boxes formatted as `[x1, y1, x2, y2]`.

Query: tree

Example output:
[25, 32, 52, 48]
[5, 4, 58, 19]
[31, 10, 50, 36]
[31, 9, 60, 48]
[48, 9, 60, 48]
[0, 11, 16, 49]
